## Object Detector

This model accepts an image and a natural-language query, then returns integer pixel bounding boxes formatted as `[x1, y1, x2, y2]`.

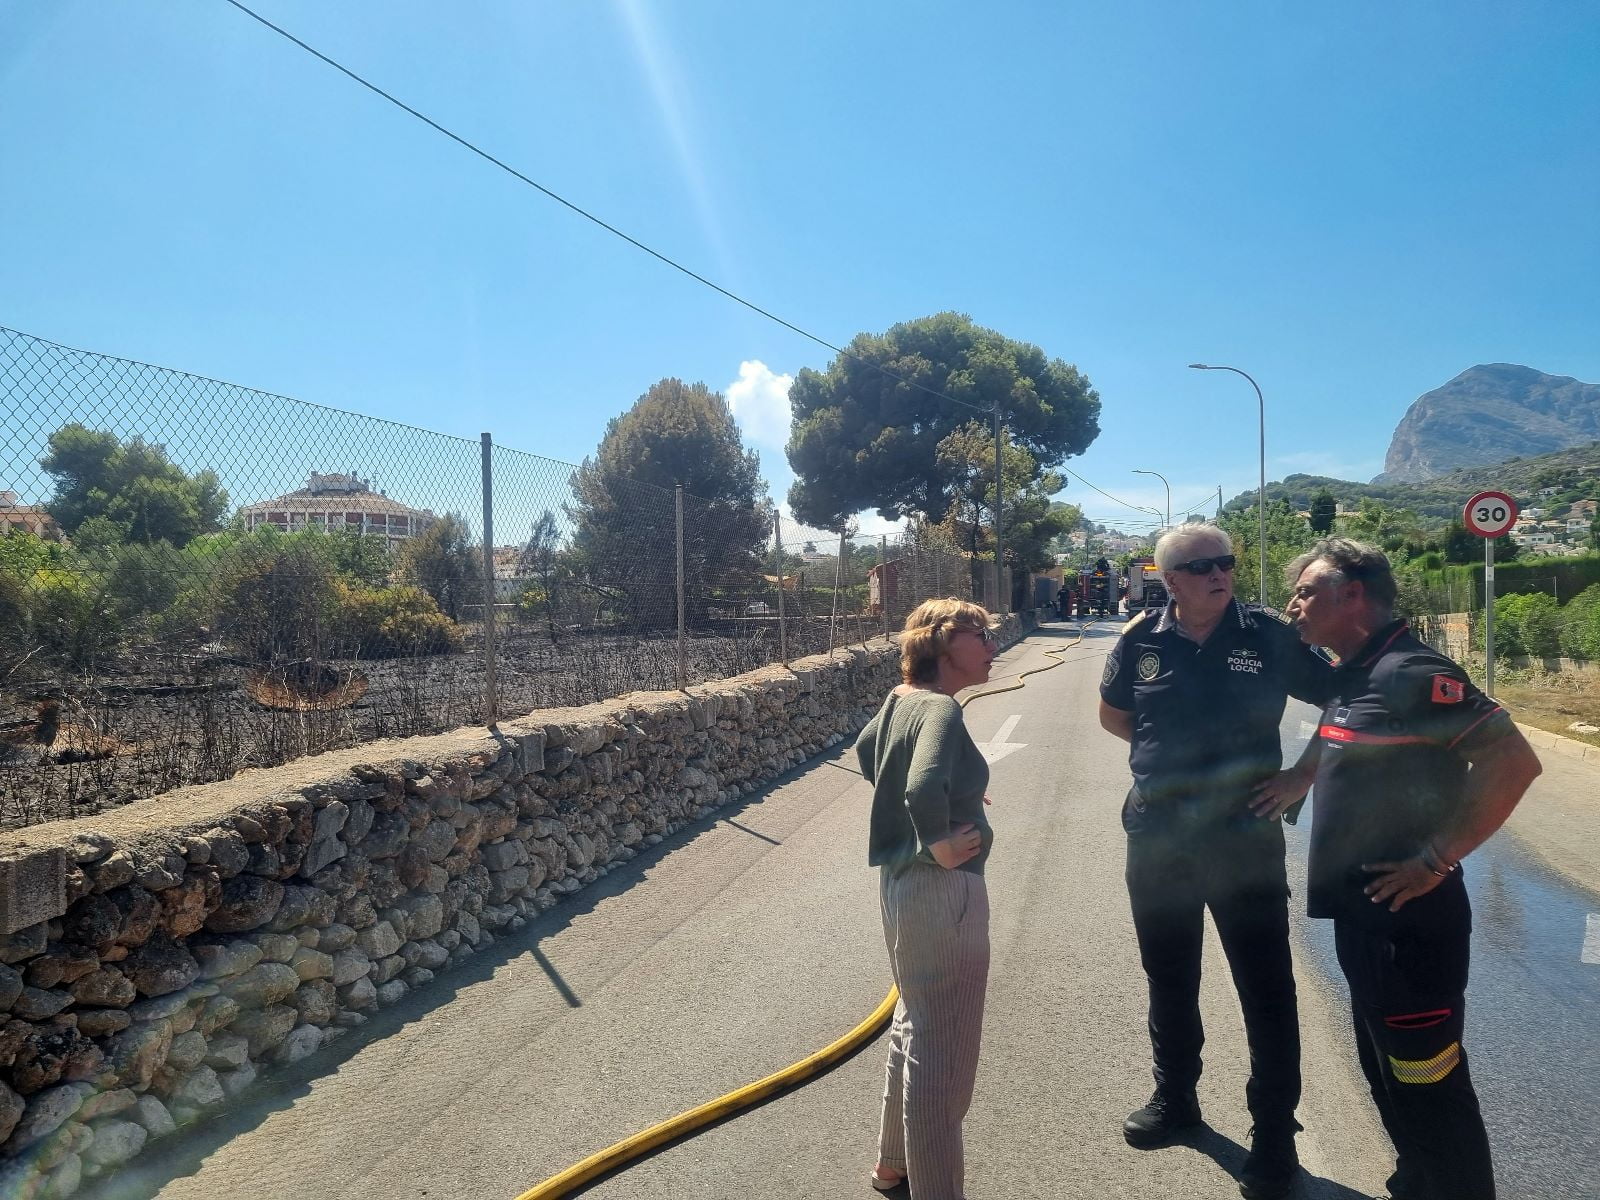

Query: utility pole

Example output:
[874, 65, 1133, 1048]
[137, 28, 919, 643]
[993, 403, 1005, 615]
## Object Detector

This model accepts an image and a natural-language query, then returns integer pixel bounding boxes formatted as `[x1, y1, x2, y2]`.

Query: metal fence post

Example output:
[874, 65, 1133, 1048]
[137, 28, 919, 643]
[675, 484, 686, 690]
[830, 528, 845, 658]
[879, 534, 888, 641]
[479, 433, 499, 726]
[774, 510, 788, 667]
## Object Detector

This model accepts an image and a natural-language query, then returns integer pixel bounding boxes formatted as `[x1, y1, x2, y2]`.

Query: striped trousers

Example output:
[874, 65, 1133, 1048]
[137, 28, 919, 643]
[877, 861, 991, 1200]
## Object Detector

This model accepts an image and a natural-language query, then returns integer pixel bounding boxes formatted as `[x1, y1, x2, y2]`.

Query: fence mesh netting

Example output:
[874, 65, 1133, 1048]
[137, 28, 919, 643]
[1, 327, 1009, 827]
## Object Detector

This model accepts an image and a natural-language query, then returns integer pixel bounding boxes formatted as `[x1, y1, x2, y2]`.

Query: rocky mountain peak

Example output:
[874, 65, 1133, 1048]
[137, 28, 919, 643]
[1375, 364, 1600, 483]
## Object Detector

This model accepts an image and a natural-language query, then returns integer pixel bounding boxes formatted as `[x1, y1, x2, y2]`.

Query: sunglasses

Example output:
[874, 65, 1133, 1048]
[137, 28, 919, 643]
[955, 625, 998, 646]
[1173, 554, 1236, 576]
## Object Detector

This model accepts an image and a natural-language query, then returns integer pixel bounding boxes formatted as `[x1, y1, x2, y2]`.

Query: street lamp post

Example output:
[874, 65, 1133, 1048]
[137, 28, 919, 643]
[1132, 469, 1171, 529]
[1189, 364, 1267, 604]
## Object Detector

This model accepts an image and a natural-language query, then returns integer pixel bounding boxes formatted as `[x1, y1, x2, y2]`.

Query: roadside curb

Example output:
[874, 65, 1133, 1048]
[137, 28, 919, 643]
[1516, 721, 1600, 771]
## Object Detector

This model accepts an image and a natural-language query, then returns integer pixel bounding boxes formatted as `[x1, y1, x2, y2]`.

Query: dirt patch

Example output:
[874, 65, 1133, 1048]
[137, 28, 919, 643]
[1494, 667, 1600, 748]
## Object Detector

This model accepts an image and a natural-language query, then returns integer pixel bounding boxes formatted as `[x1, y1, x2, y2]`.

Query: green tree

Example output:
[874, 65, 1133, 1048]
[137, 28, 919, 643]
[397, 515, 480, 621]
[569, 378, 771, 626]
[1044, 501, 1085, 558]
[1442, 519, 1478, 564]
[1220, 501, 1315, 606]
[514, 510, 570, 642]
[1308, 489, 1337, 535]
[40, 423, 228, 547]
[1338, 498, 1425, 556]
[785, 312, 1100, 528]
[933, 422, 1069, 579]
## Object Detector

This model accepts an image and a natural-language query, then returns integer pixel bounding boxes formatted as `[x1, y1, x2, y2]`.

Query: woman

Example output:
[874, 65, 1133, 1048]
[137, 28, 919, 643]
[855, 597, 998, 1199]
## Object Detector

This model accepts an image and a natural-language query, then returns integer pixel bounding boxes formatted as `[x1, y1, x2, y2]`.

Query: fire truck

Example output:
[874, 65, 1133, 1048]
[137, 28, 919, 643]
[1123, 557, 1169, 614]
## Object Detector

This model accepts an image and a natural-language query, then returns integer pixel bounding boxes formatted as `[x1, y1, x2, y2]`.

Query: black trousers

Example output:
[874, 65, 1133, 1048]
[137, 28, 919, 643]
[1333, 881, 1494, 1200]
[1125, 813, 1301, 1125]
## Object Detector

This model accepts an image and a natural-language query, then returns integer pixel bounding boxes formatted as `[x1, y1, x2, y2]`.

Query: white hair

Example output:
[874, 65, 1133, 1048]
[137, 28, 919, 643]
[1154, 524, 1233, 570]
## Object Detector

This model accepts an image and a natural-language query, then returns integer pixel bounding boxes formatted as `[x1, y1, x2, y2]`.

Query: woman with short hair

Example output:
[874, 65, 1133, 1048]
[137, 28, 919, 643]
[856, 597, 998, 1200]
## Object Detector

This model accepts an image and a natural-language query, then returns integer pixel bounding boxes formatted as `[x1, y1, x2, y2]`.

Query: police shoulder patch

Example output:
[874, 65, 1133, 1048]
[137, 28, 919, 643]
[1258, 604, 1293, 626]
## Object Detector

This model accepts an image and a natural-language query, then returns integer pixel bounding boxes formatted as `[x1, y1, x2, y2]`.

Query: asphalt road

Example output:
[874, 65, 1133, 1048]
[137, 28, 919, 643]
[101, 623, 1600, 1200]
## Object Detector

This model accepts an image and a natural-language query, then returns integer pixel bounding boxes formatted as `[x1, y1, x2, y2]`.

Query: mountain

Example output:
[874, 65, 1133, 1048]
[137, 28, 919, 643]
[1376, 365, 1600, 484]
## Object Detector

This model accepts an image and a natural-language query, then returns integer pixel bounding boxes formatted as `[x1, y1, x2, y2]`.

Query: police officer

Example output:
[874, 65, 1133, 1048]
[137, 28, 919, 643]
[1099, 524, 1333, 1200]
[1284, 539, 1541, 1200]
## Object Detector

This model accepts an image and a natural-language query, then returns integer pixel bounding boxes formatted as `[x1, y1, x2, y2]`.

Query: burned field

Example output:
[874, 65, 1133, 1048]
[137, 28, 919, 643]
[0, 616, 865, 829]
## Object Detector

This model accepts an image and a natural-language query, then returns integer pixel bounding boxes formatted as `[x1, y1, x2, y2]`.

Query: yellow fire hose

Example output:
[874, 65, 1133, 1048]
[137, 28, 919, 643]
[514, 620, 1100, 1199]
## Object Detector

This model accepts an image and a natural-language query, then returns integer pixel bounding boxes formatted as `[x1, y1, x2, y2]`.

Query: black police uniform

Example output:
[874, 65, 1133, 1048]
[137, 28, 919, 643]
[1101, 598, 1334, 1128]
[1307, 619, 1511, 1200]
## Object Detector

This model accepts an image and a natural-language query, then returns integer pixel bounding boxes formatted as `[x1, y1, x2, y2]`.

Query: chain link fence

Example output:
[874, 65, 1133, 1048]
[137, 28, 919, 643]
[0, 327, 1014, 827]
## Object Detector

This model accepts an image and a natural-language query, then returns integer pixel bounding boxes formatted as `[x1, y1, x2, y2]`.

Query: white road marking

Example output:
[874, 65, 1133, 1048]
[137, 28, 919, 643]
[979, 715, 1027, 764]
[1583, 914, 1600, 965]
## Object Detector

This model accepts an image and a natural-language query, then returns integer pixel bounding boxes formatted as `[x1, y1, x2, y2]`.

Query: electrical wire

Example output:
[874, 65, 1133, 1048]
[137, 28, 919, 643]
[218, 0, 993, 419]
[219, 1, 1179, 530]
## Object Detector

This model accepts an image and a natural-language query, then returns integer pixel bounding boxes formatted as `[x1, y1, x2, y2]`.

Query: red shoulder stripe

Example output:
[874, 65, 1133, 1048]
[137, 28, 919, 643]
[1319, 725, 1437, 747]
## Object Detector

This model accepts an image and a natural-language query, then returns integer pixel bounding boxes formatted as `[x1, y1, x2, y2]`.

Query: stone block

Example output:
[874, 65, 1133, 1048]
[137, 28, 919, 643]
[0, 849, 67, 937]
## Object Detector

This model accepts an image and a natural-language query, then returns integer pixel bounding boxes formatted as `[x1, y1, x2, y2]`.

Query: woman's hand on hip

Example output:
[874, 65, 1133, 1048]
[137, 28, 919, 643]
[930, 822, 982, 869]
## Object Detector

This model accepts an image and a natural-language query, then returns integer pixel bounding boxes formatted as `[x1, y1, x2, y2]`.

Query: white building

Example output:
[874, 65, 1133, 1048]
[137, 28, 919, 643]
[240, 472, 436, 551]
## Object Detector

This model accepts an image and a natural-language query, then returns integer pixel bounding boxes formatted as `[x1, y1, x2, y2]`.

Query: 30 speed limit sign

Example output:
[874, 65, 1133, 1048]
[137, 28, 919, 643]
[1464, 490, 1518, 538]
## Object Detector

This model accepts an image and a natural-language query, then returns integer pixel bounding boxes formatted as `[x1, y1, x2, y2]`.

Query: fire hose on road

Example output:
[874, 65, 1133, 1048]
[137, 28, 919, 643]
[515, 620, 1103, 1199]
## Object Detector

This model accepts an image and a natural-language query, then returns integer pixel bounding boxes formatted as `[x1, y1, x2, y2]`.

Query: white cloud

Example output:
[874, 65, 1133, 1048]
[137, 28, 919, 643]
[726, 359, 793, 451]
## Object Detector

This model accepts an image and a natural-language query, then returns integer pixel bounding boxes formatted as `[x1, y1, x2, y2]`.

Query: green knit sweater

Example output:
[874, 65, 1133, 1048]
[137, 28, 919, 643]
[855, 688, 992, 876]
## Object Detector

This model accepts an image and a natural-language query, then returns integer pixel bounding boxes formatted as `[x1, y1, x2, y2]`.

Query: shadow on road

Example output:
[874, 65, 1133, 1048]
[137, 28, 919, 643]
[1141, 1124, 1376, 1200]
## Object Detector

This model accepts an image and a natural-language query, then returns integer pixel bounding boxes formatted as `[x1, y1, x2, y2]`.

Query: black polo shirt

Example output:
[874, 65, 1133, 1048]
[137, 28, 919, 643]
[1101, 599, 1335, 828]
[1306, 619, 1512, 925]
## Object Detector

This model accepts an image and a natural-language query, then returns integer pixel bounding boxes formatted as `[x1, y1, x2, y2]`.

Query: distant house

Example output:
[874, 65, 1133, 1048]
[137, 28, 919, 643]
[1538, 486, 1560, 497]
[1569, 518, 1592, 534]
[1571, 499, 1598, 519]
[239, 472, 436, 551]
[0, 490, 61, 539]
[1523, 506, 1546, 520]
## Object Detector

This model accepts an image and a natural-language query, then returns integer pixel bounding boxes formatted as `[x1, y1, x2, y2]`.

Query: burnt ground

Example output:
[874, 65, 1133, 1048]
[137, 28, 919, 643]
[0, 615, 879, 829]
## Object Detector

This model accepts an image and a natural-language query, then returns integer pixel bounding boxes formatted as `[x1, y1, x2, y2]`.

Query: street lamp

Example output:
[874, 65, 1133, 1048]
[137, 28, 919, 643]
[1132, 469, 1171, 529]
[1189, 363, 1267, 604]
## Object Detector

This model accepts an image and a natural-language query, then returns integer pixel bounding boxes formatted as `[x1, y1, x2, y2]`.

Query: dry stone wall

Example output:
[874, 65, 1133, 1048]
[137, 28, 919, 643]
[0, 615, 1030, 1196]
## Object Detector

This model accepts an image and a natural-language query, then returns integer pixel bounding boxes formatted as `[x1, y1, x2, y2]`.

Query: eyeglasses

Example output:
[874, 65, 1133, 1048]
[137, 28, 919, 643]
[1173, 554, 1236, 576]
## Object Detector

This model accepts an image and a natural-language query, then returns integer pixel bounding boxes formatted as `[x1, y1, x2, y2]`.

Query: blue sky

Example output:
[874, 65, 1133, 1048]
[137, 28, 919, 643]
[3, 0, 1597, 538]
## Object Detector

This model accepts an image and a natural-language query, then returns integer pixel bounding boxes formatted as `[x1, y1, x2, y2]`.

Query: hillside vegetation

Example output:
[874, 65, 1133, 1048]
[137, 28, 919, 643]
[1227, 441, 1600, 520]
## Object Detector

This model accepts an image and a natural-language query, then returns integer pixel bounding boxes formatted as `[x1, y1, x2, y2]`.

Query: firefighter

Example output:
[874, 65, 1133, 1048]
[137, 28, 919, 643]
[1284, 538, 1541, 1200]
[1098, 524, 1335, 1200]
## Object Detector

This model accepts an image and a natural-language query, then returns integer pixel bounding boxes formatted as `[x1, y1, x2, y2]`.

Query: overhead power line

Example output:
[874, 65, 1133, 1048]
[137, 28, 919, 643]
[218, 0, 992, 417]
[220, 1, 1169, 520]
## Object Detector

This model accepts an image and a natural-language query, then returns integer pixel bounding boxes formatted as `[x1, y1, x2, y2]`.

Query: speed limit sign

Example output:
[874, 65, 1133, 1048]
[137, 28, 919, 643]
[1464, 490, 1518, 538]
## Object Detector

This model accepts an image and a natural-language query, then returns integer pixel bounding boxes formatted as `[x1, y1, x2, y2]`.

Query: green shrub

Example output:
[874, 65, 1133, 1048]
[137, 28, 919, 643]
[216, 539, 338, 661]
[1561, 584, 1600, 660]
[332, 582, 461, 658]
[1519, 593, 1562, 658]
[30, 566, 124, 668]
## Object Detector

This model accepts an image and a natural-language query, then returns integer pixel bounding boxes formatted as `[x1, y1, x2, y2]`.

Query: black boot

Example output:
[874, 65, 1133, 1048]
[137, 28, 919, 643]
[1123, 1088, 1202, 1147]
[1238, 1119, 1302, 1199]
